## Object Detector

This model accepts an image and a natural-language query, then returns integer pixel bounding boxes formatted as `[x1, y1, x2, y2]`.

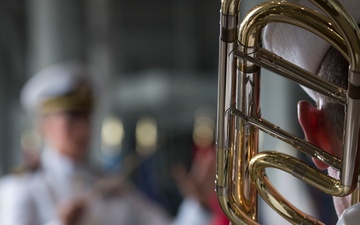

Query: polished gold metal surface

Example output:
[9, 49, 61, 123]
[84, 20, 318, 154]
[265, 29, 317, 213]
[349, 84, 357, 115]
[216, 0, 360, 224]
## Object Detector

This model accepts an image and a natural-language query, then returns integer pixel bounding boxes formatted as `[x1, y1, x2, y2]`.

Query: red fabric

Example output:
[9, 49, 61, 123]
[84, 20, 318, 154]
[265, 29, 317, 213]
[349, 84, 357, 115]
[193, 144, 229, 225]
[209, 194, 229, 225]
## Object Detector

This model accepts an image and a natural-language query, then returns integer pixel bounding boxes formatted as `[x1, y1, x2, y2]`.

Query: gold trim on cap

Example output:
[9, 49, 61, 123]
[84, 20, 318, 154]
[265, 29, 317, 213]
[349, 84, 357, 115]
[40, 83, 93, 115]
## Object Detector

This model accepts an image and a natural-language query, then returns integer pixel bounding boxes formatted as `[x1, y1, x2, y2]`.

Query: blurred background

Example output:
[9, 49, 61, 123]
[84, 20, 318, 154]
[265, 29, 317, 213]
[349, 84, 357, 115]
[0, 0, 337, 224]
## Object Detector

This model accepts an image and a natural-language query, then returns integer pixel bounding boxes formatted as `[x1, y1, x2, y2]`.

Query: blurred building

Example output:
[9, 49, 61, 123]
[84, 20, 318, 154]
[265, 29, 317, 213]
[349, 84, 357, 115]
[0, 0, 219, 217]
[0, 0, 219, 172]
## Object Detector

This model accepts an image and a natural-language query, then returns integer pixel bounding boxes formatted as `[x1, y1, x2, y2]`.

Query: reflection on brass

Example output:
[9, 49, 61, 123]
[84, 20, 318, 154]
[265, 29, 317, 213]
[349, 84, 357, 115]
[216, 0, 360, 224]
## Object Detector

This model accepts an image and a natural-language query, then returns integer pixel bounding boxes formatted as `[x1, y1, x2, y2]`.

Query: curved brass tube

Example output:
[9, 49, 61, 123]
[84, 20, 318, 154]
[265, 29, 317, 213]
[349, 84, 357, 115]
[216, 0, 360, 224]
[250, 152, 351, 224]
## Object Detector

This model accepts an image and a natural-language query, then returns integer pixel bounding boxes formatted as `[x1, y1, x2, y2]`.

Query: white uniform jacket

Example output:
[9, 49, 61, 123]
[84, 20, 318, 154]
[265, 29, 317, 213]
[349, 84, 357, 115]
[0, 148, 212, 225]
[337, 202, 360, 225]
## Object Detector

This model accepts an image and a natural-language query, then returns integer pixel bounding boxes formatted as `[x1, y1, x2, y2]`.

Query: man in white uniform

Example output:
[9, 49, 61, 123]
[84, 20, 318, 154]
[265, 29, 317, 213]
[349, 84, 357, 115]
[0, 61, 213, 225]
[263, 0, 360, 224]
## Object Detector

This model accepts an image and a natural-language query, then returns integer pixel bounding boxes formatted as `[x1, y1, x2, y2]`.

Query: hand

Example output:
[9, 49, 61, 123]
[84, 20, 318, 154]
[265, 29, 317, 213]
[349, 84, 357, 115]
[172, 148, 216, 209]
[58, 197, 87, 225]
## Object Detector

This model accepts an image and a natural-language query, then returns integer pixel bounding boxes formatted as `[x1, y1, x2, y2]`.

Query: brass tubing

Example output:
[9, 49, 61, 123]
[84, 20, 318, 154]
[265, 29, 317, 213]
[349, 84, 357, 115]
[217, 13, 242, 223]
[309, 0, 360, 71]
[230, 108, 342, 170]
[308, 0, 360, 193]
[238, 2, 347, 57]
[233, 48, 347, 105]
[216, 0, 360, 224]
[237, 0, 360, 190]
[250, 152, 352, 224]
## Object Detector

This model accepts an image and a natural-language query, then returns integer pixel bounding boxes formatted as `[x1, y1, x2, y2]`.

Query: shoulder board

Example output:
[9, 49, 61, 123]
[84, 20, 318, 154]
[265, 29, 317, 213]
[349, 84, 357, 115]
[10, 163, 41, 175]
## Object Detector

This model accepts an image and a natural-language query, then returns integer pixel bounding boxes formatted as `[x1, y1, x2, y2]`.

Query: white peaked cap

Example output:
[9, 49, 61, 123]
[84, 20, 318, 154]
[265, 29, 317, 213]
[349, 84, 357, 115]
[263, 0, 360, 100]
[20, 61, 94, 115]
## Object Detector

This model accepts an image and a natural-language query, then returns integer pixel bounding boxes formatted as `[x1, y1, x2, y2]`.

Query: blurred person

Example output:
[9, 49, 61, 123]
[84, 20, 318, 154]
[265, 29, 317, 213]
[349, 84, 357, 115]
[0, 61, 214, 225]
[190, 123, 229, 225]
[172, 144, 220, 224]
[263, 0, 360, 224]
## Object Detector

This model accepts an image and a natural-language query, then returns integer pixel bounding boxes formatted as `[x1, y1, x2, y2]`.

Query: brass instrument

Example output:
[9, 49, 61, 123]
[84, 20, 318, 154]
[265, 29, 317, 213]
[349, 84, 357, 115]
[216, 0, 360, 224]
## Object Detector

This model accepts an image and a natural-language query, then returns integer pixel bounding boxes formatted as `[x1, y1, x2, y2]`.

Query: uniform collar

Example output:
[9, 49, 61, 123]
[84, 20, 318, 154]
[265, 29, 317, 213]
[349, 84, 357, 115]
[41, 146, 87, 178]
